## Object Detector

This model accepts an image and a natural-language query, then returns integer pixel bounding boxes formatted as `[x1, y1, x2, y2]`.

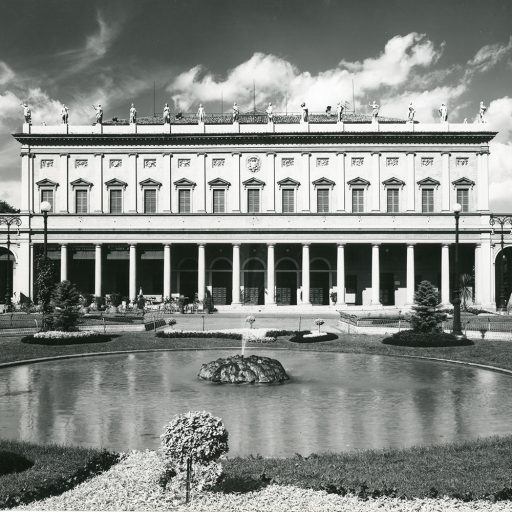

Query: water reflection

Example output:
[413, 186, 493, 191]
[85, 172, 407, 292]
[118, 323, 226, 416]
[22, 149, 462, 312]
[1, 350, 512, 457]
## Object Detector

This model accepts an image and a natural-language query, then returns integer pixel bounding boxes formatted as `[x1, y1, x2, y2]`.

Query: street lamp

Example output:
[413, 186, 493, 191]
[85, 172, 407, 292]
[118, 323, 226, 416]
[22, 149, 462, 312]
[452, 203, 463, 337]
[40, 201, 52, 259]
[489, 214, 512, 311]
[0, 215, 22, 309]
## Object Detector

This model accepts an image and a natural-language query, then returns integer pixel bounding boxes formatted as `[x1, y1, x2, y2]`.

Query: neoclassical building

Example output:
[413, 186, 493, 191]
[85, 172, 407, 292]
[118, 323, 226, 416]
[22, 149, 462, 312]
[0, 111, 500, 310]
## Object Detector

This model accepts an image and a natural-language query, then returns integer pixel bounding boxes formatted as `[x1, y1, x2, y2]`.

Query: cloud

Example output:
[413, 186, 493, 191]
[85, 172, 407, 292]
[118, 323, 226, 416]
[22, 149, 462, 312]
[486, 96, 512, 142]
[0, 61, 14, 85]
[489, 141, 512, 212]
[467, 36, 512, 76]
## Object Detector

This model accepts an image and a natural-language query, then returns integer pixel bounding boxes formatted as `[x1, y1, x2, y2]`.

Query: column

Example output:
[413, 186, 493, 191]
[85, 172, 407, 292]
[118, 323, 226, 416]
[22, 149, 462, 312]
[371, 153, 381, 211]
[29, 243, 34, 298]
[336, 153, 346, 212]
[59, 154, 69, 213]
[95, 244, 102, 297]
[197, 153, 207, 213]
[336, 243, 346, 305]
[232, 153, 241, 212]
[162, 153, 172, 212]
[477, 151, 490, 211]
[20, 154, 30, 212]
[441, 152, 450, 211]
[60, 244, 68, 281]
[127, 154, 137, 212]
[163, 244, 171, 298]
[406, 152, 415, 211]
[301, 153, 311, 212]
[17, 241, 31, 299]
[266, 244, 276, 305]
[266, 153, 276, 212]
[406, 244, 415, 304]
[441, 244, 450, 304]
[371, 244, 381, 305]
[29, 154, 35, 213]
[479, 235, 492, 306]
[94, 153, 103, 212]
[197, 244, 205, 302]
[129, 244, 136, 301]
[302, 244, 311, 305]
[232, 244, 241, 305]
[474, 243, 481, 305]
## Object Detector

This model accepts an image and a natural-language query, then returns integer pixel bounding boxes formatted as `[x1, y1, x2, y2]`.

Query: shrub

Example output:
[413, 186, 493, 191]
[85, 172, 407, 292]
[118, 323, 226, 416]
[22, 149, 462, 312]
[136, 294, 146, 310]
[80, 293, 94, 307]
[109, 292, 122, 308]
[382, 330, 474, 347]
[156, 331, 242, 340]
[34, 255, 57, 329]
[94, 295, 105, 310]
[51, 280, 81, 332]
[144, 319, 167, 331]
[168, 318, 177, 328]
[0, 451, 33, 476]
[411, 280, 446, 333]
[289, 331, 338, 343]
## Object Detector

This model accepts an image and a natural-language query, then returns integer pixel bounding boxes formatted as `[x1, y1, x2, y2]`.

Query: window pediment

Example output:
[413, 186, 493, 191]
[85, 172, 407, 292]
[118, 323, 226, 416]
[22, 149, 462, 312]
[382, 177, 405, 188]
[173, 177, 197, 189]
[208, 177, 231, 189]
[242, 177, 265, 188]
[312, 177, 335, 189]
[277, 177, 300, 189]
[139, 178, 162, 189]
[452, 177, 475, 188]
[347, 177, 370, 188]
[105, 178, 128, 189]
[70, 178, 93, 189]
[36, 178, 59, 188]
[417, 177, 440, 188]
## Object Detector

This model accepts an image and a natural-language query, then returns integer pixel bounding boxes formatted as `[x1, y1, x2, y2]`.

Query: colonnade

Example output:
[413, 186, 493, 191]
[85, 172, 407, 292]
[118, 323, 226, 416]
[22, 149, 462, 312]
[54, 241, 492, 307]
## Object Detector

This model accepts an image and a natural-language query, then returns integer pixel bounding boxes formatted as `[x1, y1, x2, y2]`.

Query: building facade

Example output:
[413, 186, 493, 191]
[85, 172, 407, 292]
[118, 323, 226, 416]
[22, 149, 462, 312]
[0, 112, 501, 310]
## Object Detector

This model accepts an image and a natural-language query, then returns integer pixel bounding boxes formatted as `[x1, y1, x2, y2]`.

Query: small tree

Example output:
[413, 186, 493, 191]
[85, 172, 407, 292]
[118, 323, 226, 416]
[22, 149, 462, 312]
[245, 315, 255, 329]
[34, 255, 57, 330]
[51, 280, 81, 331]
[410, 280, 446, 333]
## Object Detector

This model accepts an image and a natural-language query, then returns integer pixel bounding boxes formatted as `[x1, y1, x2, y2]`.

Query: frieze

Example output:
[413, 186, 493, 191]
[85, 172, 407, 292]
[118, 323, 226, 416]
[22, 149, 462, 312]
[75, 159, 88, 168]
[178, 158, 191, 168]
[109, 159, 122, 168]
[144, 159, 157, 168]
[281, 157, 294, 167]
[212, 158, 225, 167]
[456, 157, 469, 166]
[421, 157, 434, 167]
[386, 157, 399, 166]
[316, 157, 329, 167]
[40, 159, 54, 168]
[351, 157, 364, 166]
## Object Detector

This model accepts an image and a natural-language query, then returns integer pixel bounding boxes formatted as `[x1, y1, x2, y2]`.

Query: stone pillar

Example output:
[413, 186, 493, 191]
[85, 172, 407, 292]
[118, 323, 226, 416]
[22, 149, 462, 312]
[477, 151, 490, 211]
[60, 244, 68, 281]
[336, 153, 346, 211]
[302, 244, 311, 305]
[232, 244, 241, 305]
[232, 153, 241, 212]
[266, 153, 276, 212]
[266, 244, 276, 305]
[94, 153, 103, 213]
[301, 153, 311, 212]
[479, 236, 492, 306]
[129, 244, 137, 302]
[17, 241, 31, 299]
[198, 244, 206, 302]
[441, 244, 450, 304]
[406, 152, 415, 211]
[95, 244, 102, 297]
[197, 153, 207, 213]
[59, 154, 69, 213]
[127, 154, 137, 212]
[29, 154, 35, 213]
[371, 244, 381, 305]
[20, 154, 30, 212]
[162, 153, 172, 212]
[336, 243, 346, 305]
[474, 243, 481, 305]
[441, 152, 450, 211]
[371, 153, 381, 211]
[29, 243, 34, 298]
[406, 244, 415, 305]
[163, 244, 171, 299]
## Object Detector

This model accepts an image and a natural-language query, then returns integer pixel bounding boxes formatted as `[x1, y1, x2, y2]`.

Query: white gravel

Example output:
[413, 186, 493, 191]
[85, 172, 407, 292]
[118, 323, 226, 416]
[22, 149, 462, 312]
[15, 451, 512, 512]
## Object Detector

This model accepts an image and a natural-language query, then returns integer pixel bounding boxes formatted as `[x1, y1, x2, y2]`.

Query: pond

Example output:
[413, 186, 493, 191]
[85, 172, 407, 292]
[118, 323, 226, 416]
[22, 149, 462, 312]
[1, 349, 512, 457]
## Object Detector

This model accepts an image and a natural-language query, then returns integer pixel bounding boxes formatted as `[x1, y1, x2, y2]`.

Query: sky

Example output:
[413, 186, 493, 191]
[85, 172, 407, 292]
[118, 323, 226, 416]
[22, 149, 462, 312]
[0, 0, 511, 210]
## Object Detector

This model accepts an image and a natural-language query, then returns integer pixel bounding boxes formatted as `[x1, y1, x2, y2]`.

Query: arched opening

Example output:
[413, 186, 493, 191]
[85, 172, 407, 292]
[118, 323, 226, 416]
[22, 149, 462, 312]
[495, 247, 512, 310]
[276, 257, 299, 305]
[177, 257, 198, 301]
[310, 258, 331, 305]
[0, 247, 15, 305]
[210, 257, 232, 305]
[242, 258, 265, 305]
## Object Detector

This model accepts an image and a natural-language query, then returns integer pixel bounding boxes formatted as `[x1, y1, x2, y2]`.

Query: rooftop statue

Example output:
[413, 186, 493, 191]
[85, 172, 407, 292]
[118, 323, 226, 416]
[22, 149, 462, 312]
[92, 104, 103, 124]
[438, 103, 448, 122]
[129, 103, 137, 124]
[300, 102, 308, 122]
[21, 103, 31, 124]
[197, 103, 205, 123]
[479, 101, 487, 123]
[336, 101, 344, 122]
[407, 102, 415, 122]
[61, 104, 69, 124]
[232, 102, 240, 123]
[266, 102, 273, 122]
[369, 101, 379, 119]
[163, 103, 171, 124]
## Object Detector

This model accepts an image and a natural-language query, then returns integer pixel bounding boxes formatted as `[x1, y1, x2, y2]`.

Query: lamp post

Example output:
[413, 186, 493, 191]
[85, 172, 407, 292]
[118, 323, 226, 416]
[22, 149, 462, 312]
[489, 214, 512, 311]
[0, 215, 22, 310]
[452, 203, 463, 337]
[40, 201, 52, 260]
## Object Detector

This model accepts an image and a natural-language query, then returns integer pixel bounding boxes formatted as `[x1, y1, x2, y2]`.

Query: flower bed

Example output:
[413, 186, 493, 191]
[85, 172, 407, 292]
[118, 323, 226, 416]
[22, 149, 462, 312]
[382, 330, 474, 347]
[21, 331, 111, 346]
[156, 328, 295, 344]
[289, 331, 338, 343]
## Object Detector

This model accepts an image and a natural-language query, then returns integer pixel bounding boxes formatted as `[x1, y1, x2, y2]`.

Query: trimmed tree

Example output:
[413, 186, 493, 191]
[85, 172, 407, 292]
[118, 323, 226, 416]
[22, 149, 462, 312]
[410, 280, 447, 333]
[51, 280, 81, 332]
[34, 255, 57, 330]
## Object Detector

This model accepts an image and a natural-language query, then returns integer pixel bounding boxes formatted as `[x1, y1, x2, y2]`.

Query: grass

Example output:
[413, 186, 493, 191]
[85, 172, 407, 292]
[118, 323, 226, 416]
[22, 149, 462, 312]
[0, 439, 119, 508]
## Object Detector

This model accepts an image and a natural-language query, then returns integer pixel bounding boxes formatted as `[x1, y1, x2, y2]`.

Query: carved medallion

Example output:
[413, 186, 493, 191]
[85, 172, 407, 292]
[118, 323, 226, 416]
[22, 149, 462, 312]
[246, 156, 261, 173]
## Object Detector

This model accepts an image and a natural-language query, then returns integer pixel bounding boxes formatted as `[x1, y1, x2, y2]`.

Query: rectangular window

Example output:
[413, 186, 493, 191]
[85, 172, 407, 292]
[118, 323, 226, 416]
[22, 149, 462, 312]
[421, 189, 434, 213]
[109, 189, 122, 213]
[386, 189, 399, 213]
[247, 189, 260, 213]
[317, 189, 329, 213]
[352, 189, 364, 213]
[178, 189, 191, 213]
[456, 188, 469, 212]
[75, 190, 88, 214]
[213, 189, 225, 213]
[41, 190, 54, 213]
[282, 189, 295, 213]
[144, 189, 157, 214]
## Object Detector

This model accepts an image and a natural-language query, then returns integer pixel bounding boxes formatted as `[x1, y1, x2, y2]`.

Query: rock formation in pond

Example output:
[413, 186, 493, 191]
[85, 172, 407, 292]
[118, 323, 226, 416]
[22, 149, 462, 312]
[198, 354, 289, 384]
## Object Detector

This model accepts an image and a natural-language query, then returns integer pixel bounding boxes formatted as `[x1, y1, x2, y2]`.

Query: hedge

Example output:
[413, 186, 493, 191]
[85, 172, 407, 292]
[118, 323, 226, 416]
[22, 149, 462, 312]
[289, 331, 339, 343]
[382, 330, 474, 347]
[21, 334, 112, 346]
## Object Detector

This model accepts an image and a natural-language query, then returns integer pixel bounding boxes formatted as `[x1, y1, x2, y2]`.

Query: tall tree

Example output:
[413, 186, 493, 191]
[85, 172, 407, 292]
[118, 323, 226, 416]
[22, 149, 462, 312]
[411, 280, 447, 333]
[0, 200, 19, 213]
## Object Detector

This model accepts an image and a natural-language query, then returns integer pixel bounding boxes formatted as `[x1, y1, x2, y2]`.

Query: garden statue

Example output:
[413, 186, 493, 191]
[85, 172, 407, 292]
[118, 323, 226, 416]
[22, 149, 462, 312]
[232, 102, 239, 122]
[129, 103, 137, 124]
[479, 101, 487, 123]
[336, 101, 344, 121]
[61, 104, 69, 124]
[300, 102, 308, 122]
[21, 103, 31, 124]
[197, 103, 205, 122]
[407, 102, 415, 122]
[439, 103, 448, 122]
[163, 103, 171, 124]
[369, 100, 379, 119]
[92, 104, 103, 124]
[266, 102, 273, 122]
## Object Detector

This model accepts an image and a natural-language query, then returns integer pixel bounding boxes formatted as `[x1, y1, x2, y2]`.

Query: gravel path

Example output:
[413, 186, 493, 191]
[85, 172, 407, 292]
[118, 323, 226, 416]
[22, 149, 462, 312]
[15, 451, 512, 512]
